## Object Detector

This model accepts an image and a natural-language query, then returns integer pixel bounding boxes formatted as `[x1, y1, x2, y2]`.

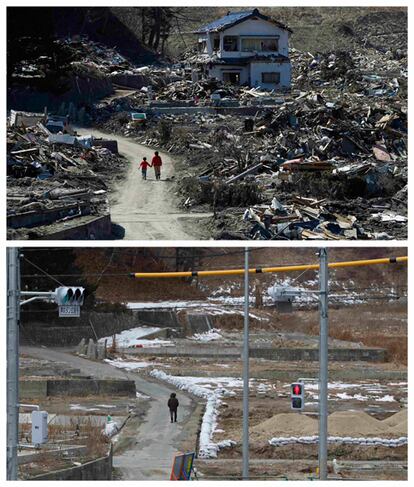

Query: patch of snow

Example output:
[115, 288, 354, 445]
[98, 326, 164, 348]
[70, 404, 100, 412]
[191, 329, 223, 342]
[136, 391, 150, 399]
[104, 359, 160, 370]
[376, 395, 395, 402]
[336, 393, 368, 401]
[127, 301, 206, 310]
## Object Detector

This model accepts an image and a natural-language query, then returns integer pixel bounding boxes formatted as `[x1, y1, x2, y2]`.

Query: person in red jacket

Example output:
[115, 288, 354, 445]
[139, 157, 151, 180]
[151, 151, 162, 180]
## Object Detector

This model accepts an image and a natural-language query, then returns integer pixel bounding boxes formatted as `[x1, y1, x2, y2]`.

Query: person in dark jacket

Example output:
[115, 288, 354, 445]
[168, 392, 179, 423]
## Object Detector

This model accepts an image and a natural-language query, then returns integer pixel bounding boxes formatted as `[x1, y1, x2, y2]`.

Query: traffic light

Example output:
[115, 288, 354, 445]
[55, 287, 85, 306]
[291, 382, 304, 411]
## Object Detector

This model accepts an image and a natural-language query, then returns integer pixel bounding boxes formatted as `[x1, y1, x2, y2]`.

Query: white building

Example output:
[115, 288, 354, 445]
[193, 9, 292, 90]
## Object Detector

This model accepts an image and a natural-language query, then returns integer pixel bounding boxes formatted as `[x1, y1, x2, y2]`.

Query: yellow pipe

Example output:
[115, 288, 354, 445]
[130, 256, 407, 279]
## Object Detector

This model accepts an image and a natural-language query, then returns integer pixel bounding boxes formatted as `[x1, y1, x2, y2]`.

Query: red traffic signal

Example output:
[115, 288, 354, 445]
[291, 382, 304, 411]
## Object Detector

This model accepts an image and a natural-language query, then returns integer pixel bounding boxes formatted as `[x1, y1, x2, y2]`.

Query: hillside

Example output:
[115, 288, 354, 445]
[71, 247, 407, 303]
[158, 7, 407, 57]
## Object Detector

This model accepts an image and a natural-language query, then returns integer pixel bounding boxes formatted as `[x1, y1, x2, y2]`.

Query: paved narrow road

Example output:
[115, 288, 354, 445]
[80, 128, 212, 240]
[21, 346, 196, 480]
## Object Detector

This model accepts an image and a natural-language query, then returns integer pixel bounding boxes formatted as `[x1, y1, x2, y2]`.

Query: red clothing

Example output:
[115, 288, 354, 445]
[152, 155, 162, 167]
[140, 160, 151, 169]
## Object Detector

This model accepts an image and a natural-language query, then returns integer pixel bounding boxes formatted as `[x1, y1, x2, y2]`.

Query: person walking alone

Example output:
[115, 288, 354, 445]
[168, 392, 179, 423]
[139, 157, 151, 180]
[152, 151, 162, 180]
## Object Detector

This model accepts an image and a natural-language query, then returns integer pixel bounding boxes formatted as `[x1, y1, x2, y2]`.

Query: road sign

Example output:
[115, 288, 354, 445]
[58, 305, 80, 318]
[170, 452, 195, 480]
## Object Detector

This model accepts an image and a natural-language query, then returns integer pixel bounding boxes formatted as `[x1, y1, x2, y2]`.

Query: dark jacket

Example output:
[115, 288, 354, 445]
[168, 397, 179, 410]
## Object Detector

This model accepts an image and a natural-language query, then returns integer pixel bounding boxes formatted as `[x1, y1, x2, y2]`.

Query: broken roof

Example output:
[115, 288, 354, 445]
[194, 8, 292, 34]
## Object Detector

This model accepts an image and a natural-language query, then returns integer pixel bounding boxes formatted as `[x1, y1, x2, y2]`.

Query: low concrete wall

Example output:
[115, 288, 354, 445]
[20, 310, 138, 346]
[186, 313, 214, 334]
[29, 447, 112, 480]
[39, 214, 112, 240]
[7, 202, 90, 229]
[126, 346, 387, 362]
[19, 380, 48, 398]
[135, 310, 180, 328]
[20, 379, 136, 398]
[250, 347, 387, 362]
[125, 346, 241, 359]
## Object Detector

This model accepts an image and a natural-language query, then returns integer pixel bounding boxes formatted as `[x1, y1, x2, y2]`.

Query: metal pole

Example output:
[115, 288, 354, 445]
[318, 248, 329, 480]
[242, 247, 249, 480]
[7, 248, 20, 480]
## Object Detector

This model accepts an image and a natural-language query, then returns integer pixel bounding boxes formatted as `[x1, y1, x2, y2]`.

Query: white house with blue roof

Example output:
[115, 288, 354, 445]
[193, 8, 292, 90]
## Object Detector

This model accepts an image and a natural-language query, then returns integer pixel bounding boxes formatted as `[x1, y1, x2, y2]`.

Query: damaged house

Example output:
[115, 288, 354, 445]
[192, 9, 292, 90]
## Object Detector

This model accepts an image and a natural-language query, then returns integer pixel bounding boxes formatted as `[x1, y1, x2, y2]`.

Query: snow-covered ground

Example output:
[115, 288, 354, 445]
[126, 301, 209, 310]
[283, 381, 406, 405]
[98, 326, 173, 348]
[104, 358, 166, 370]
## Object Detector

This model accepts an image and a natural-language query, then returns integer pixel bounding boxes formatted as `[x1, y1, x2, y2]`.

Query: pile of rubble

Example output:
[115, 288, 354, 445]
[58, 41, 407, 240]
[125, 90, 406, 239]
[7, 110, 126, 239]
[291, 48, 407, 96]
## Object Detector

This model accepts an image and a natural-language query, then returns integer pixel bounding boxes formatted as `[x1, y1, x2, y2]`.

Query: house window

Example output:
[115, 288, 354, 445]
[223, 72, 241, 84]
[241, 37, 278, 52]
[213, 37, 220, 51]
[262, 72, 280, 84]
[223, 36, 238, 51]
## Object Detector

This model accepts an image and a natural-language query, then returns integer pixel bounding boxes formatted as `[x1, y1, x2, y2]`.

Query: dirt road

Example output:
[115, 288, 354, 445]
[21, 346, 197, 480]
[81, 128, 212, 240]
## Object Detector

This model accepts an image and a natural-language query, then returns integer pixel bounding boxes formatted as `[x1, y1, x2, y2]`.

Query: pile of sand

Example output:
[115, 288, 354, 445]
[328, 411, 389, 437]
[251, 412, 318, 438]
[248, 410, 407, 440]
[382, 409, 407, 436]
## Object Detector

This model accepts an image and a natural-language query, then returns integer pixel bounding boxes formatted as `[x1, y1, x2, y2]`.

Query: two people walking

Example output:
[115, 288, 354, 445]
[139, 151, 162, 180]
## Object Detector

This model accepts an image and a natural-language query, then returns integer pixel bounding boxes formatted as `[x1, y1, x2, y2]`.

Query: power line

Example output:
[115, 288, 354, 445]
[22, 257, 65, 287]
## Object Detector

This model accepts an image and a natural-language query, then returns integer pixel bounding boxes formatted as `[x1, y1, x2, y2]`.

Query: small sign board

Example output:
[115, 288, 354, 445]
[59, 305, 80, 318]
[170, 452, 195, 480]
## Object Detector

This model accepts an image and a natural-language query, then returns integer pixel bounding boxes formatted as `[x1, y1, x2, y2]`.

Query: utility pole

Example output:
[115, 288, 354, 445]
[242, 247, 249, 480]
[7, 249, 85, 480]
[7, 247, 20, 480]
[318, 248, 329, 480]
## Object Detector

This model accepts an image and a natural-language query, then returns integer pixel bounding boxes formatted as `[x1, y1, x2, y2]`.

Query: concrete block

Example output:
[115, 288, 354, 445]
[19, 380, 48, 399]
[97, 343, 106, 360]
[77, 338, 87, 355]
[87, 339, 97, 359]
